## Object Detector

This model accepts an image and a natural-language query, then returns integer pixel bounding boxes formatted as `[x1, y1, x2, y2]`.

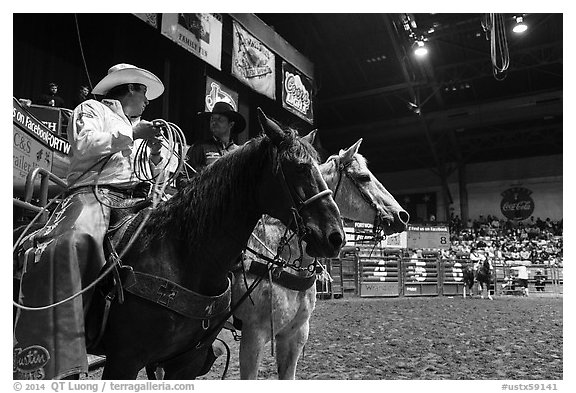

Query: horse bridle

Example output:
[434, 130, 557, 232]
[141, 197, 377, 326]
[332, 158, 387, 240]
[270, 145, 333, 273]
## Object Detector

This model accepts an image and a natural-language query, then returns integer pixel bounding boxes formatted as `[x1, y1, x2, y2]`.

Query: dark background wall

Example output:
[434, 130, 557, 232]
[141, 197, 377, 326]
[12, 13, 563, 223]
[13, 13, 314, 146]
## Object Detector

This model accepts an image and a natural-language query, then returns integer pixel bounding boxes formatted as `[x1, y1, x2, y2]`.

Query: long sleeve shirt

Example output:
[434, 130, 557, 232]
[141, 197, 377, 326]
[66, 99, 145, 189]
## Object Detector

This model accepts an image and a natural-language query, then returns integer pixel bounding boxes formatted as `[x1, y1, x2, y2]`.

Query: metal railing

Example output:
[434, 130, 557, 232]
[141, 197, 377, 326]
[320, 249, 563, 298]
[14, 167, 67, 224]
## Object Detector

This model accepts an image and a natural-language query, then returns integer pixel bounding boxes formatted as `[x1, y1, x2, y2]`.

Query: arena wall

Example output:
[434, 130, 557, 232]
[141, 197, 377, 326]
[378, 155, 563, 221]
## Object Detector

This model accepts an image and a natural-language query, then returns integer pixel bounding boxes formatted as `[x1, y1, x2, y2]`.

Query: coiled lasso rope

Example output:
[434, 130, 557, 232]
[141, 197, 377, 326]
[133, 119, 188, 198]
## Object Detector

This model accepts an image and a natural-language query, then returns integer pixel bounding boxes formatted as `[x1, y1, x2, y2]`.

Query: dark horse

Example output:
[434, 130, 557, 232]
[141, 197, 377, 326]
[463, 258, 493, 300]
[101, 109, 345, 379]
[15, 109, 345, 380]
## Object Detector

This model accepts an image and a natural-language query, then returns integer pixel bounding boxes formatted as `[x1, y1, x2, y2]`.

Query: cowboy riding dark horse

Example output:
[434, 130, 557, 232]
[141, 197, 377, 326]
[14, 99, 345, 379]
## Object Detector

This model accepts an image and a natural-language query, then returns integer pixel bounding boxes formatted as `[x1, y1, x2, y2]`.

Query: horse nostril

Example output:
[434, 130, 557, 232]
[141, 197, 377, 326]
[328, 231, 344, 249]
[397, 210, 410, 226]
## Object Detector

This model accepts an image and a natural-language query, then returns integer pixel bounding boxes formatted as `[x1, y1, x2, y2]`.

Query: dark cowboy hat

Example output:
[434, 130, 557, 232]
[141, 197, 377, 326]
[197, 101, 246, 134]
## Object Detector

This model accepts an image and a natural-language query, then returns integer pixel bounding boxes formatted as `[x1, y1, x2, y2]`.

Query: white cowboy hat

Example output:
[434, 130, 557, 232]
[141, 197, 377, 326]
[92, 63, 164, 100]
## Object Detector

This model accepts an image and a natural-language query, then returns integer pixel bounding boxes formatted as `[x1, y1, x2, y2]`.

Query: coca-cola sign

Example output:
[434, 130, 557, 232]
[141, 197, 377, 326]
[500, 187, 535, 220]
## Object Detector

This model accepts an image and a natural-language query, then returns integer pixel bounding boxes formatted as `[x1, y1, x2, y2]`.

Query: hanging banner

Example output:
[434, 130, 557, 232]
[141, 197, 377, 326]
[282, 61, 314, 124]
[232, 21, 276, 100]
[27, 105, 61, 135]
[204, 77, 239, 112]
[13, 98, 70, 193]
[133, 13, 159, 28]
[161, 13, 222, 70]
[13, 99, 70, 155]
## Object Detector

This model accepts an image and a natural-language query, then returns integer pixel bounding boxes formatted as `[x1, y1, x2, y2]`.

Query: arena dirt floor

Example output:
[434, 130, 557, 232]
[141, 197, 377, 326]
[88, 293, 563, 380]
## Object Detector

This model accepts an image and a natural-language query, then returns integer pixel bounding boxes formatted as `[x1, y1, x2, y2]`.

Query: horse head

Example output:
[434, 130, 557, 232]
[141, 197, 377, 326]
[323, 138, 409, 235]
[256, 108, 345, 258]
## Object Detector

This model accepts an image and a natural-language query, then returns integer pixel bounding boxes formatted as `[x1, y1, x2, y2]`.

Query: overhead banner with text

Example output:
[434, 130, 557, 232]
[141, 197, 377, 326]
[231, 21, 275, 100]
[161, 13, 222, 70]
[13, 98, 70, 188]
[282, 61, 314, 124]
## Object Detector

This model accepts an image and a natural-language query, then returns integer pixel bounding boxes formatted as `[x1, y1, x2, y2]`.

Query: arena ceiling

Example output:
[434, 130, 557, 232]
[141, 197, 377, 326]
[256, 13, 563, 175]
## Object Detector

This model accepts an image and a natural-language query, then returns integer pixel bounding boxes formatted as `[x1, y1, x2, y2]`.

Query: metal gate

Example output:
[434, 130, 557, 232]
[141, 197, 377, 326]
[402, 252, 440, 296]
[440, 254, 471, 296]
[326, 246, 359, 298]
[359, 248, 401, 297]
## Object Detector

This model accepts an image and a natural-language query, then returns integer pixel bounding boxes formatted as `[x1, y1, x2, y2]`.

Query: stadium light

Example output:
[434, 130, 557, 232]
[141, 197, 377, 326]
[513, 16, 528, 34]
[413, 40, 428, 57]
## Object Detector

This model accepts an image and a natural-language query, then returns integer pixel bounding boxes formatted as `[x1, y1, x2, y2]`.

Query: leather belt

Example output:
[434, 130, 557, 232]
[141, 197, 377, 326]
[66, 184, 144, 198]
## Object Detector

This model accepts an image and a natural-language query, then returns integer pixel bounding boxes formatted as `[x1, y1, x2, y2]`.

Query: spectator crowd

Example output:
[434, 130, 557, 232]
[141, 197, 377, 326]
[443, 214, 563, 267]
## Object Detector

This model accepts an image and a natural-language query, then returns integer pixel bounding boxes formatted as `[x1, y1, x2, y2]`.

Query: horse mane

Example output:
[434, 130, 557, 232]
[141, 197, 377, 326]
[143, 136, 269, 246]
[142, 125, 319, 254]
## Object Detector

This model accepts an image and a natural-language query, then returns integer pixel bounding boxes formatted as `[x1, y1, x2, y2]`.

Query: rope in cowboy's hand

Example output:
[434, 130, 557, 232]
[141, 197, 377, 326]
[133, 119, 188, 196]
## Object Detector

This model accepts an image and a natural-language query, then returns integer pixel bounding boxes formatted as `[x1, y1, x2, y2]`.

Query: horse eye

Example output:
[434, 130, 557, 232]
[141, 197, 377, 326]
[355, 174, 371, 183]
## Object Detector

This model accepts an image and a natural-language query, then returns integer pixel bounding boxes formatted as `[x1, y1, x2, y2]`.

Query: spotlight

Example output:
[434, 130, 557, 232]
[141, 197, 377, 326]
[513, 16, 527, 34]
[407, 102, 421, 115]
[413, 40, 428, 57]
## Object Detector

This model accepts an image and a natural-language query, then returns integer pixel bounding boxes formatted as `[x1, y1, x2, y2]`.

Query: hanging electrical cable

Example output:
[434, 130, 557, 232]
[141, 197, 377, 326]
[482, 13, 510, 81]
[74, 14, 96, 96]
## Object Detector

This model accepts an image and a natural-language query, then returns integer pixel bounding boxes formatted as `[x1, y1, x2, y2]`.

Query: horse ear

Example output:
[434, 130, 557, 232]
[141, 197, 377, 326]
[301, 129, 317, 145]
[257, 107, 285, 146]
[339, 138, 363, 164]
